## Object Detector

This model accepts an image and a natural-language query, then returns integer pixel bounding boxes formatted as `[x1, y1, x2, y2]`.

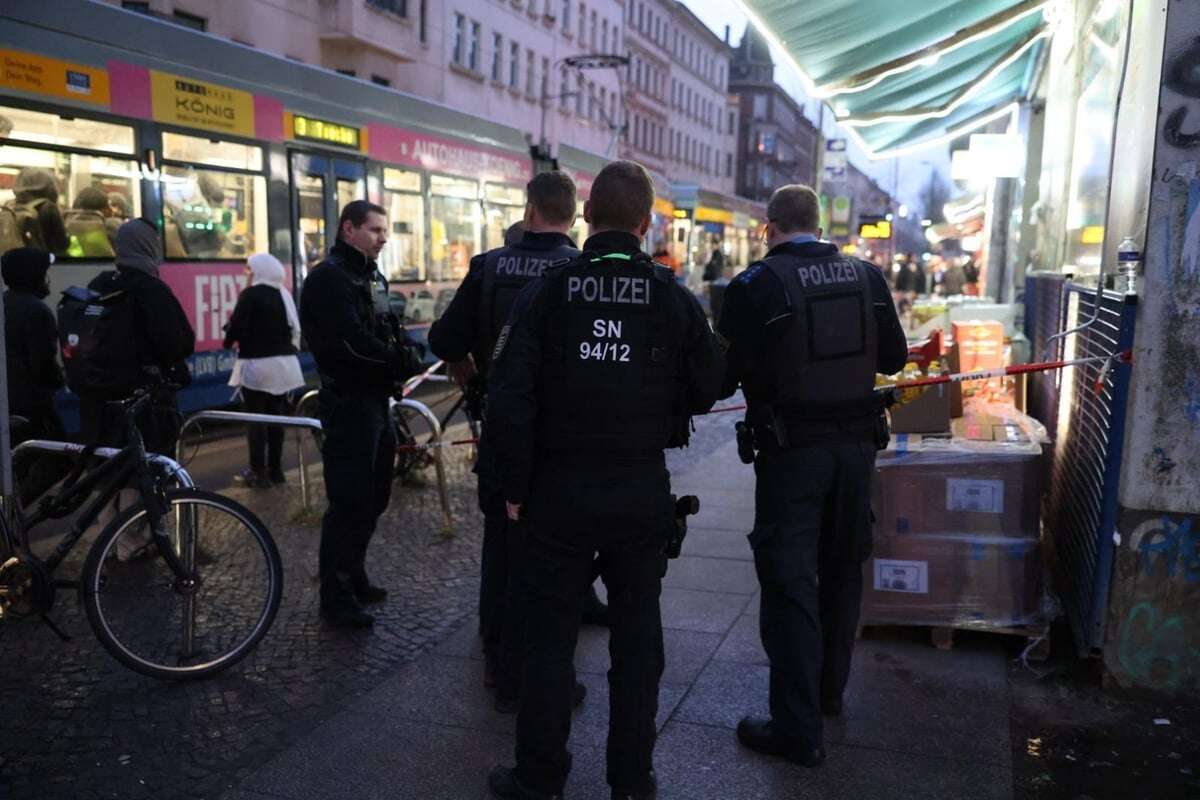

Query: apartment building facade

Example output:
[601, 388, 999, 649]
[728, 26, 819, 202]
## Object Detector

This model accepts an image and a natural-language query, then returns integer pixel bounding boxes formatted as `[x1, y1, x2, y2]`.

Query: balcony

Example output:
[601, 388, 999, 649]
[319, 0, 419, 63]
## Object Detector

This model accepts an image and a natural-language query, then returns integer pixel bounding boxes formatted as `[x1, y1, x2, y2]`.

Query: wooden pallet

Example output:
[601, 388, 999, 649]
[857, 622, 1052, 661]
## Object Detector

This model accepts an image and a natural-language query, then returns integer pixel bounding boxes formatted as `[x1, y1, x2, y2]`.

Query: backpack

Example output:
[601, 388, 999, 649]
[0, 198, 49, 252]
[57, 276, 144, 399]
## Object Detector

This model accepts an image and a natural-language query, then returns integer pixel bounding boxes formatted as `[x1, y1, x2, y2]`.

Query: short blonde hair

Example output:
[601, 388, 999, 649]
[767, 184, 820, 234]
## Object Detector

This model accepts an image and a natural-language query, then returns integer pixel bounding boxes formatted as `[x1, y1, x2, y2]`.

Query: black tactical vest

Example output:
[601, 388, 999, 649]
[539, 252, 682, 453]
[760, 253, 878, 416]
[478, 241, 579, 370]
[368, 268, 402, 350]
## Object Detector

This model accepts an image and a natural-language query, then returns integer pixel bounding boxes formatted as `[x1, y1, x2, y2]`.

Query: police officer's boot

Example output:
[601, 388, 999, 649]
[350, 567, 388, 605]
[320, 573, 375, 629]
[736, 716, 825, 767]
[487, 765, 563, 800]
[611, 770, 657, 800]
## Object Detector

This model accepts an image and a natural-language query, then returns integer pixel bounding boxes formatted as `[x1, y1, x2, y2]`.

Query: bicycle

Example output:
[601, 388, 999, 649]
[0, 388, 283, 680]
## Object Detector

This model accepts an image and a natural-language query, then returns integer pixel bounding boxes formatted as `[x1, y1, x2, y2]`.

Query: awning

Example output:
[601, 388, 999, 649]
[738, 0, 1050, 158]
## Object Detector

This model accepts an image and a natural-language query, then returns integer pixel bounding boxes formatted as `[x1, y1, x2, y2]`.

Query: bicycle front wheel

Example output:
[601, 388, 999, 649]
[80, 489, 283, 680]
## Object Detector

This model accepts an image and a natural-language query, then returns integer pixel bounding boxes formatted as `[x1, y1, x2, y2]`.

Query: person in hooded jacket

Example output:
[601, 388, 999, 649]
[79, 218, 195, 455]
[224, 253, 305, 487]
[2, 247, 71, 506]
[3, 168, 69, 255]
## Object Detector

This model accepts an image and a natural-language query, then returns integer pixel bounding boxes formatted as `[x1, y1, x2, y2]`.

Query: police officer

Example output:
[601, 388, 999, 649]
[300, 200, 424, 629]
[427, 171, 586, 705]
[486, 161, 723, 800]
[717, 185, 907, 766]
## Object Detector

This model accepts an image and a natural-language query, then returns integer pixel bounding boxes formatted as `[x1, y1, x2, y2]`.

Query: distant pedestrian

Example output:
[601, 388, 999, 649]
[702, 241, 725, 282]
[224, 253, 305, 488]
[2, 247, 70, 506]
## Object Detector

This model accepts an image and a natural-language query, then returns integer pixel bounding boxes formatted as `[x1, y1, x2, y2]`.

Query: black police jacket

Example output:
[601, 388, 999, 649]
[488, 231, 724, 505]
[717, 240, 907, 440]
[428, 230, 577, 379]
[3, 288, 64, 415]
[300, 239, 423, 394]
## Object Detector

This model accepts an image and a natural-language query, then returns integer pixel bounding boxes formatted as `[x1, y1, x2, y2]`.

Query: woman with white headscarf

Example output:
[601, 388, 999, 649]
[224, 253, 305, 487]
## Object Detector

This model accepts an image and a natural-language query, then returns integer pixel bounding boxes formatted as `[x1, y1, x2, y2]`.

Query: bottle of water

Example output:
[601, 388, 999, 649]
[1117, 236, 1140, 295]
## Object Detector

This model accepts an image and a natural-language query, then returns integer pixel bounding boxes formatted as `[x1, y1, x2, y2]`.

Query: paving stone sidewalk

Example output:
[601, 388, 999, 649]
[221, 432, 1015, 800]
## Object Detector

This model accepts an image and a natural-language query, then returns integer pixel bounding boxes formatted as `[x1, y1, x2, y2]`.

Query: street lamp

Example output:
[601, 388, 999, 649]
[536, 52, 630, 167]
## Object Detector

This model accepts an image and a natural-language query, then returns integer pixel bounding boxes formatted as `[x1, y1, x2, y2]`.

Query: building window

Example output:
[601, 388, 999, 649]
[336, 68, 357, 77]
[172, 9, 207, 31]
[367, 0, 408, 16]
[371, 74, 391, 86]
[726, 152, 733, 177]
[578, 2, 586, 41]
[590, 10, 597, 49]
[542, 56, 550, 99]
[562, 0, 571, 32]
[599, 86, 607, 120]
[121, 1, 151, 10]
[560, 68, 570, 108]
[510, 41, 520, 88]
[601, 19, 608, 51]
[492, 34, 503, 81]
[526, 49, 536, 96]
[451, 13, 465, 65]
[419, 0, 427, 42]
[576, 73, 585, 115]
[469, 21, 481, 71]
[752, 93, 766, 119]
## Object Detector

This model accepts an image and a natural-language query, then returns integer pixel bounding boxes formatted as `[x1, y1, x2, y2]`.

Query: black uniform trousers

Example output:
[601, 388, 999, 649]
[317, 385, 395, 606]
[750, 439, 876, 748]
[514, 454, 669, 796]
[241, 387, 289, 475]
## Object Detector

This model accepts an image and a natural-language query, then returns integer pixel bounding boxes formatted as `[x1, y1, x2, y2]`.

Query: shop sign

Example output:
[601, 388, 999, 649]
[367, 123, 529, 183]
[732, 211, 750, 229]
[823, 138, 847, 182]
[694, 206, 733, 225]
[830, 224, 850, 238]
[290, 112, 362, 150]
[0, 49, 110, 105]
[672, 209, 689, 219]
[653, 197, 674, 217]
[831, 195, 852, 225]
[150, 70, 255, 137]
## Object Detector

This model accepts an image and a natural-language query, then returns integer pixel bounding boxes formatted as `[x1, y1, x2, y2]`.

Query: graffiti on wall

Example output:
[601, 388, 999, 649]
[1112, 510, 1200, 691]
[1165, 37, 1200, 148]
[1127, 514, 1200, 582]
[1117, 602, 1200, 690]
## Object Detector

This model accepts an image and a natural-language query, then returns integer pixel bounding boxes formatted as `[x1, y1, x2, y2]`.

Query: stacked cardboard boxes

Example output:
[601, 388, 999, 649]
[861, 432, 1044, 628]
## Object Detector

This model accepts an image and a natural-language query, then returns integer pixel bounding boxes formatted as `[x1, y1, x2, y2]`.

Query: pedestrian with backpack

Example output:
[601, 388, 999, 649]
[223, 253, 304, 488]
[1, 168, 70, 256]
[64, 218, 195, 454]
[2, 247, 71, 506]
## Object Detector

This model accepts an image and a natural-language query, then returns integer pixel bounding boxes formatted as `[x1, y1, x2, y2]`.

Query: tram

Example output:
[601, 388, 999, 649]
[0, 2, 607, 425]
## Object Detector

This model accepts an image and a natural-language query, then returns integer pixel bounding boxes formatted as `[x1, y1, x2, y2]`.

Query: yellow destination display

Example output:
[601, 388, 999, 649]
[150, 70, 255, 137]
[291, 113, 361, 149]
[0, 49, 109, 105]
[694, 206, 733, 225]
[859, 220, 892, 239]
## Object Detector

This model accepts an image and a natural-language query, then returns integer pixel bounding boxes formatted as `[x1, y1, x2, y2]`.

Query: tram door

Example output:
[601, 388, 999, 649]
[288, 152, 367, 282]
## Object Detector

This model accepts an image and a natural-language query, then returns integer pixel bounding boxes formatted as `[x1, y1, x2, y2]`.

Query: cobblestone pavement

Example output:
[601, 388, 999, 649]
[0, 393, 745, 800]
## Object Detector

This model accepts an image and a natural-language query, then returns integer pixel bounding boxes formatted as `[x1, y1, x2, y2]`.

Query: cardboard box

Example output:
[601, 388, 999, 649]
[862, 534, 1042, 627]
[873, 442, 1043, 540]
[888, 382, 951, 434]
[862, 436, 1045, 627]
[952, 319, 1005, 371]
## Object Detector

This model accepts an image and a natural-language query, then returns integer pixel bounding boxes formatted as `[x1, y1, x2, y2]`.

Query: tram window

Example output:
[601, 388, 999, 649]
[0, 105, 135, 155]
[162, 132, 263, 171]
[294, 171, 326, 277]
[429, 175, 480, 283]
[384, 167, 421, 193]
[160, 165, 267, 260]
[380, 189, 425, 283]
[0, 144, 140, 258]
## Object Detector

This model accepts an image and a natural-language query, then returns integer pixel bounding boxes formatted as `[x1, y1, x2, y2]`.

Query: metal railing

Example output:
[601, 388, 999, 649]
[176, 411, 322, 514]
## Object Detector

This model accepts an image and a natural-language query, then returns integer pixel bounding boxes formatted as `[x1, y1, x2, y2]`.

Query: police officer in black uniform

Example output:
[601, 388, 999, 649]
[300, 200, 425, 629]
[718, 184, 907, 766]
[427, 171, 585, 706]
[486, 161, 723, 800]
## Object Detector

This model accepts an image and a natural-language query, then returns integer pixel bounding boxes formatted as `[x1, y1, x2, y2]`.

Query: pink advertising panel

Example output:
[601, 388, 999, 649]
[368, 123, 529, 184]
[159, 262, 251, 352]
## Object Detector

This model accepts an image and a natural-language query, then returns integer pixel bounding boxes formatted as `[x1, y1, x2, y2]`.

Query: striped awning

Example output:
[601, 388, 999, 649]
[738, 0, 1050, 157]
